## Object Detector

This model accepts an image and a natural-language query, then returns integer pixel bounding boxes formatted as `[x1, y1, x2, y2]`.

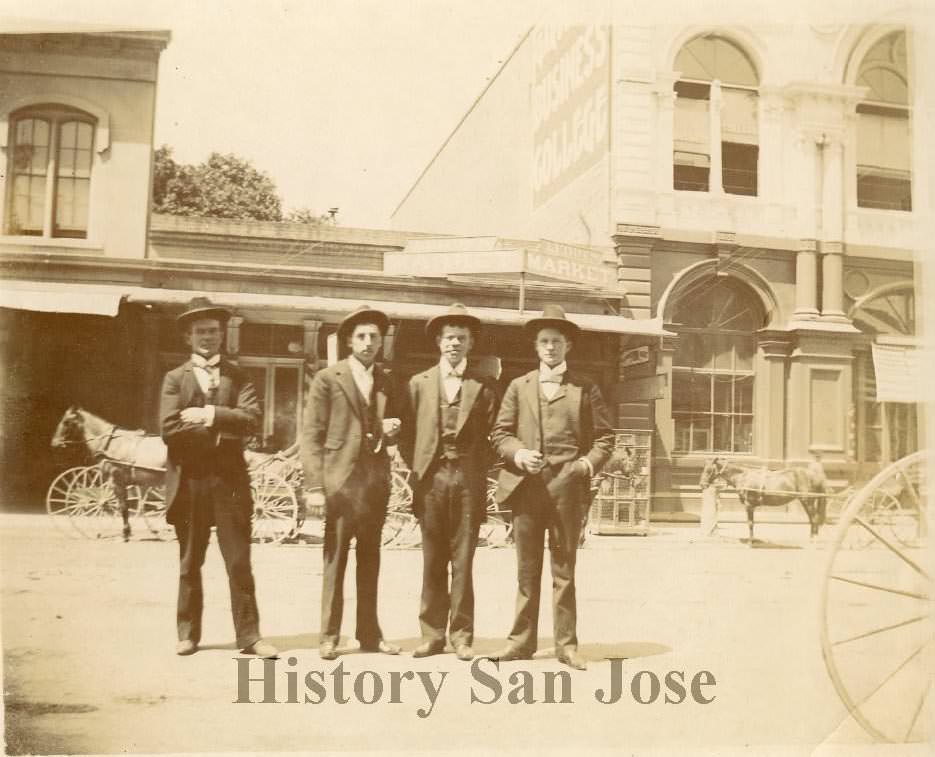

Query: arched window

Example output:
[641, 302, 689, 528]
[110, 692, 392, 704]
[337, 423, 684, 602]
[6, 104, 95, 238]
[670, 279, 762, 453]
[855, 31, 911, 211]
[673, 35, 759, 196]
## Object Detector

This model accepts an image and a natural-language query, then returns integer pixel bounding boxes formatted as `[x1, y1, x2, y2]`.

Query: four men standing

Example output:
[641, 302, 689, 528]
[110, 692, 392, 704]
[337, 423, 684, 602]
[164, 297, 615, 668]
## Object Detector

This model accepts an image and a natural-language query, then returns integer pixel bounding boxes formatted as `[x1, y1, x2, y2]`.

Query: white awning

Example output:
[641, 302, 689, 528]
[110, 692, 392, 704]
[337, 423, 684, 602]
[125, 286, 671, 337]
[0, 280, 124, 316]
[871, 343, 924, 403]
[0, 280, 671, 337]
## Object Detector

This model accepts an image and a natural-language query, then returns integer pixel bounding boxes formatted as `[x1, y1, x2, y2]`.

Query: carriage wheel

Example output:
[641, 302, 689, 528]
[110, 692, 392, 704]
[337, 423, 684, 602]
[382, 471, 418, 547]
[46, 465, 122, 539]
[139, 485, 173, 541]
[250, 471, 299, 544]
[820, 451, 931, 743]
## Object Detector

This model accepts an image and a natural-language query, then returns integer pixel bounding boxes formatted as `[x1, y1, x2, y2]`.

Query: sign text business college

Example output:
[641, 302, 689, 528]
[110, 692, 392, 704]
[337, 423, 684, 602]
[532, 26, 611, 208]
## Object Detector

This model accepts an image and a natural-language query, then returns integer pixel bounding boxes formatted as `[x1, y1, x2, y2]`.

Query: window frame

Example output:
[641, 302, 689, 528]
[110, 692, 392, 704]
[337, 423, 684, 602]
[5, 105, 96, 239]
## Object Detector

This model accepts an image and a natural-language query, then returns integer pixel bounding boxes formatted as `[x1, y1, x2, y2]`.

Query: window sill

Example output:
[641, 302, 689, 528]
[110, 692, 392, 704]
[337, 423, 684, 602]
[854, 205, 913, 215]
[672, 190, 761, 202]
[0, 235, 103, 254]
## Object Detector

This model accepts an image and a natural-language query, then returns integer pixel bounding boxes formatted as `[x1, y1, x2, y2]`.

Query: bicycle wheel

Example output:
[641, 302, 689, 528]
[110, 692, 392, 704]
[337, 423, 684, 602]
[251, 471, 299, 544]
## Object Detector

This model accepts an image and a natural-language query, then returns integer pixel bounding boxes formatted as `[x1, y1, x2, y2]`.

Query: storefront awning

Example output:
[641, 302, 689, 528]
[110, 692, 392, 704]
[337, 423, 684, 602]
[0, 280, 124, 316]
[1, 280, 671, 337]
[124, 286, 672, 337]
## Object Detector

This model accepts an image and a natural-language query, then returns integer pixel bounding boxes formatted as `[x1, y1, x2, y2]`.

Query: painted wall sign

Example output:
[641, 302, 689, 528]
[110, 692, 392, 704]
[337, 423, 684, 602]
[532, 25, 611, 208]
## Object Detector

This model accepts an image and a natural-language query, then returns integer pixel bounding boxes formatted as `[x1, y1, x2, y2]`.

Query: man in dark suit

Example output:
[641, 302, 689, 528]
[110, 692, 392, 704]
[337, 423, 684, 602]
[398, 304, 499, 662]
[301, 305, 402, 661]
[161, 296, 277, 658]
[489, 304, 614, 670]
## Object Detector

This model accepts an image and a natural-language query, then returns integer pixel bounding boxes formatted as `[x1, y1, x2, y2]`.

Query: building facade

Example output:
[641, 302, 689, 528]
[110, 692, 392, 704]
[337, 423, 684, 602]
[392, 21, 927, 515]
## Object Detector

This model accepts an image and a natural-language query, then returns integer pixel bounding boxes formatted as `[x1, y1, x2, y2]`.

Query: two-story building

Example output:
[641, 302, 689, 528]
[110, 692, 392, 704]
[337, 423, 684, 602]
[392, 20, 928, 516]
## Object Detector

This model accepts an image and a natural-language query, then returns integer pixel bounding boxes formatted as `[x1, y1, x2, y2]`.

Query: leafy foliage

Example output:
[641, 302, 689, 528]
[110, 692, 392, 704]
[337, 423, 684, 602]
[152, 146, 283, 222]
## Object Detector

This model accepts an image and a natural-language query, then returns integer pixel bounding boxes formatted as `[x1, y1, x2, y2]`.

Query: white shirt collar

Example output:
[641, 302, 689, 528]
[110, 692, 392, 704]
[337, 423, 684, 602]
[349, 355, 374, 376]
[539, 361, 567, 381]
[440, 357, 467, 377]
[192, 353, 220, 368]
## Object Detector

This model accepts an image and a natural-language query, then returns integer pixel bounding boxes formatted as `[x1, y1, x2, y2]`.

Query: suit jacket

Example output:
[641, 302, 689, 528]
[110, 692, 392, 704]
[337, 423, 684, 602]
[491, 368, 614, 506]
[398, 363, 500, 519]
[160, 358, 261, 526]
[300, 358, 399, 506]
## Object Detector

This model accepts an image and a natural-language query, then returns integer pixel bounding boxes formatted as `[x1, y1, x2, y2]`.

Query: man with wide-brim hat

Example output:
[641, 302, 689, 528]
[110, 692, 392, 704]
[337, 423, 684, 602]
[489, 303, 613, 670]
[398, 304, 499, 661]
[301, 304, 403, 660]
[161, 296, 277, 659]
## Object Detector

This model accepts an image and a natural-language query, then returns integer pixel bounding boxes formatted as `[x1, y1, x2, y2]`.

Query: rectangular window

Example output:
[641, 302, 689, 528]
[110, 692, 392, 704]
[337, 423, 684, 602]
[673, 81, 710, 192]
[7, 111, 95, 238]
[857, 104, 912, 211]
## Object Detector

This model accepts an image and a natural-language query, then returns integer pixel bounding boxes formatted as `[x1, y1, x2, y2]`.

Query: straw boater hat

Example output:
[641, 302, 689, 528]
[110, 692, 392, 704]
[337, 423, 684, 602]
[336, 304, 390, 341]
[425, 303, 482, 338]
[523, 304, 580, 340]
[176, 296, 232, 330]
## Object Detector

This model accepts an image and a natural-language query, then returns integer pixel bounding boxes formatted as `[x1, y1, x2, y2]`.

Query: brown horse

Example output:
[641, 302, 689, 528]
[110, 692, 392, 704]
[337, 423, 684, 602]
[712, 462, 827, 545]
[50, 406, 169, 540]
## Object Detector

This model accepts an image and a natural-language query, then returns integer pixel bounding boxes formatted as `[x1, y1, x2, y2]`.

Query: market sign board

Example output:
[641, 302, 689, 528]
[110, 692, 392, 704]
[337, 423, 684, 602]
[386, 237, 620, 291]
[525, 239, 616, 289]
[532, 25, 611, 208]
[871, 343, 924, 402]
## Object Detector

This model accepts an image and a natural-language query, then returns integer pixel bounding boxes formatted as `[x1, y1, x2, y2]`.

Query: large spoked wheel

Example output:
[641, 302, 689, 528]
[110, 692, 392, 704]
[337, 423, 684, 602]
[251, 471, 299, 544]
[139, 485, 173, 541]
[46, 465, 122, 539]
[820, 451, 931, 743]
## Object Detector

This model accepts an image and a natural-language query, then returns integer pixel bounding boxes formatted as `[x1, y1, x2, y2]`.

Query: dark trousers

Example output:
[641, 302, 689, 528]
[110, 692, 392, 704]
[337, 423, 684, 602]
[174, 477, 260, 649]
[507, 464, 585, 654]
[418, 460, 480, 647]
[320, 457, 389, 648]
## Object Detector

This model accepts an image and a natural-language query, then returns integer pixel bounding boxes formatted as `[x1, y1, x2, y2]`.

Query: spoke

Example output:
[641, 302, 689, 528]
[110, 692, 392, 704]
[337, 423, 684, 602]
[855, 517, 930, 580]
[903, 680, 931, 742]
[830, 574, 929, 601]
[893, 464, 922, 510]
[832, 615, 928, 646]
[850, 636, 932, 714]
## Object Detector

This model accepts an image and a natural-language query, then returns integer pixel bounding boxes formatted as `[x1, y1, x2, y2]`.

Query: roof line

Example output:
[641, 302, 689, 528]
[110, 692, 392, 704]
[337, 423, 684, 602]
[391, 26, 535, 218]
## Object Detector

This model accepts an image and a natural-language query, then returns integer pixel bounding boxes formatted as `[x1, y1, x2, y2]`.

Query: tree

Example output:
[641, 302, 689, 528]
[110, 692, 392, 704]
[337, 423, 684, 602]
[152, 146, 283, 222]
[284, 207, 332, 225]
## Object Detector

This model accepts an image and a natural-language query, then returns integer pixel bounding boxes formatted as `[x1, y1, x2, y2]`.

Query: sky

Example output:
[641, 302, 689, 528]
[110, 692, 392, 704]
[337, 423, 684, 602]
[4, 0, 930, 229]
[2, 0, 537, 228]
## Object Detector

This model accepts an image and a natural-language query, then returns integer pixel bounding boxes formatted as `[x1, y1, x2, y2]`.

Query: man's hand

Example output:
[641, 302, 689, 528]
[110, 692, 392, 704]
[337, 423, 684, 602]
[514, 448, 545, 474]
[180, 407, 212, 425]
[382, 417, 401, 439]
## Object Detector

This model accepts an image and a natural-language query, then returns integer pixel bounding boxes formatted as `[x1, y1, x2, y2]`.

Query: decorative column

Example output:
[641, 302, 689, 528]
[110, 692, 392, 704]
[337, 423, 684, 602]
[226, 315, 243, 358]
[793, 239, 819, 319]
[613, 223, 660, 320]
[653, 73, 678, 195]
[755, 330, 793, 464]
[820, 241, 847, 320]
[709, 80, 723, 194]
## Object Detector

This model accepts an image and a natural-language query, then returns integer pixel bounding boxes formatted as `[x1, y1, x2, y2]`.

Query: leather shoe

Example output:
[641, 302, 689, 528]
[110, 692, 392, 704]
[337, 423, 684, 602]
[557, 649, 587, 671]
[319, 641, 338, 661]
[176, 640, 197, 656]
[360, 639, 401, 655]
[488, 645, 533, 662]
[412, 640, 445, 658]
[455, 644, 474, 662]
[241, 640, 279, 659]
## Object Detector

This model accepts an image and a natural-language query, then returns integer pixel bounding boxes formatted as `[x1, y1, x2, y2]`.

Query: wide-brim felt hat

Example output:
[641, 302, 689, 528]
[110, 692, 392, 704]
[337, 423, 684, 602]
[337, 305, 390, 341]
[176, 296, 232, 329]
[523, 304, 580, 339]
[425, 303, 482, 338]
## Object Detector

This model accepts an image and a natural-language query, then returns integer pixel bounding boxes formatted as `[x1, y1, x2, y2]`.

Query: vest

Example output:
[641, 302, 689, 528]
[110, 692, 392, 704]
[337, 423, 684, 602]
[537, 385, 580, 466]
[438, 374, 461, 460]
[354, 382, 381, 454]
